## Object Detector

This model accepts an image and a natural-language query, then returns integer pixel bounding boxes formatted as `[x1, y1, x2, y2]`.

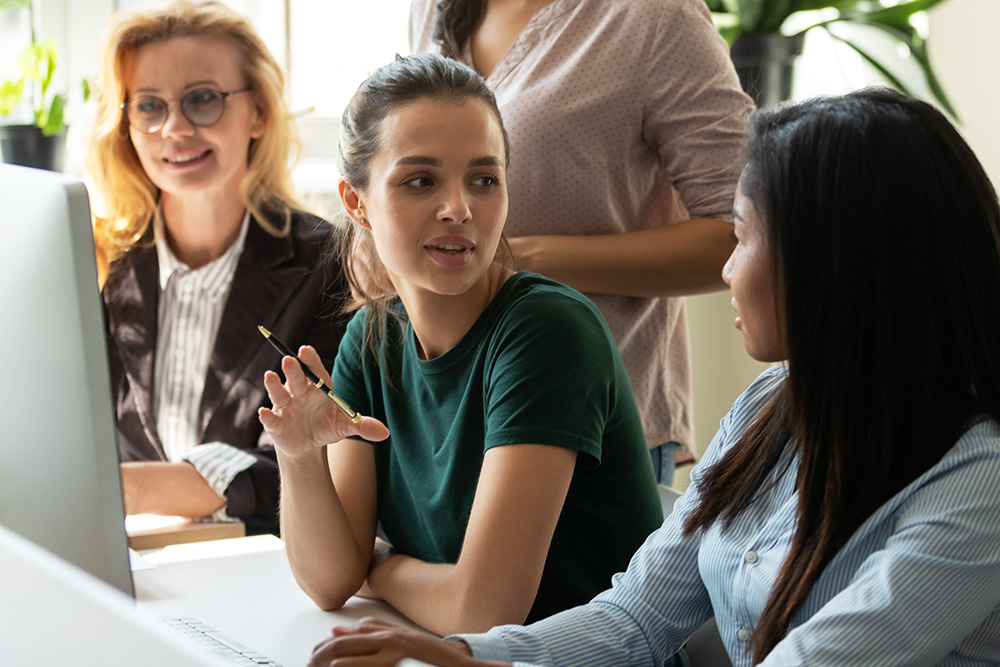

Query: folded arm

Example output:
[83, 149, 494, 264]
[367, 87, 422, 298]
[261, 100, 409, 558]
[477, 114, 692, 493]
[259, 346, 389, 609]
[120, 460, 226, 517]
[366, 443, 578, 636]
[508, 218, 734, 298]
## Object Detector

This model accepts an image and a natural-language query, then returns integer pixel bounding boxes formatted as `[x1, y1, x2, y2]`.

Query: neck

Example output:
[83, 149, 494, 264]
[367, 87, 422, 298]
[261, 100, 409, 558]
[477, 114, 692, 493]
[160, 192, 247, 270]
[399, 264, 512, 360]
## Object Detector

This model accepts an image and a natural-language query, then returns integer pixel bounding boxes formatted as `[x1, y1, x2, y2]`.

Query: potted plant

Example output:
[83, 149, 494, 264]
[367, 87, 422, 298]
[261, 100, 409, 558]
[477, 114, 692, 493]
[704, 0, 957, 116]
[0, 0, 83, 171]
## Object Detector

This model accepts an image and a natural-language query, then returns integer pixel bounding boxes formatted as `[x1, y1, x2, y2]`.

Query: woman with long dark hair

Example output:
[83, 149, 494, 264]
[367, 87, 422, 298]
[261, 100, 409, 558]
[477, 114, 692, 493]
[309, 88, 1000, 666]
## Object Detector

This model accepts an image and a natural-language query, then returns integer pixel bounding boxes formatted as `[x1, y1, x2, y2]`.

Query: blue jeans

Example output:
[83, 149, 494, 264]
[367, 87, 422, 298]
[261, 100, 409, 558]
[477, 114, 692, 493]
[649, 441, 681, 486]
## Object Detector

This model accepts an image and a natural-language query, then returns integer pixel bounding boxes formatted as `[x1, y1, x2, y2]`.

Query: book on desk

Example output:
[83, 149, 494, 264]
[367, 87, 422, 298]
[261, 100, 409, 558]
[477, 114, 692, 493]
[125, 514, 246, 550]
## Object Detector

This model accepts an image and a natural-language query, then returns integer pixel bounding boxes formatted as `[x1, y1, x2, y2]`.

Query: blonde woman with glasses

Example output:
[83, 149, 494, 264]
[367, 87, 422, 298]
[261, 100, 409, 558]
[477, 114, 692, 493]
[87, 0, 347, 535]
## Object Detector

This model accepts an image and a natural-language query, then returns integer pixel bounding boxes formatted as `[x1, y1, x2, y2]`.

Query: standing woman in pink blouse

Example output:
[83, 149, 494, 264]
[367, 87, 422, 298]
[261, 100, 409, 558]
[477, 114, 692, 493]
[410, 0, 753, 483]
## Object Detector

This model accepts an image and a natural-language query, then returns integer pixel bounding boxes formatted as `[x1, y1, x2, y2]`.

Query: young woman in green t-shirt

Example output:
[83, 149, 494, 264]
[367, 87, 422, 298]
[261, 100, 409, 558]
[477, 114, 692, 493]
[258, 53, 662, 636]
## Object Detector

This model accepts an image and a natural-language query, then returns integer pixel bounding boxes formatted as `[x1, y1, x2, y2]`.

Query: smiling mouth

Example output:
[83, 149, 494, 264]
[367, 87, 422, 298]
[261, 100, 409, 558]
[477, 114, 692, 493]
[164, 149, 211, 164]
[429, 244, 470, 253]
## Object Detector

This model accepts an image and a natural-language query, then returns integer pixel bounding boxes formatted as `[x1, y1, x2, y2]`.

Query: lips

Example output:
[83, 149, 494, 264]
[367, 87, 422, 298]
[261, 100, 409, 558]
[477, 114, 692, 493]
[425, 235, 474, 267]
[163, 148, 211, 165]
[429, 243, 467, 253]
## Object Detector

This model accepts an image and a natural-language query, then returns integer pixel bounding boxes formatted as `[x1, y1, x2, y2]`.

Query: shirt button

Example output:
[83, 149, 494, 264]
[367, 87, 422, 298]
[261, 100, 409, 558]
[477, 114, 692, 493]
[737, 628, 751, 642]
[744, 550, 759, 564]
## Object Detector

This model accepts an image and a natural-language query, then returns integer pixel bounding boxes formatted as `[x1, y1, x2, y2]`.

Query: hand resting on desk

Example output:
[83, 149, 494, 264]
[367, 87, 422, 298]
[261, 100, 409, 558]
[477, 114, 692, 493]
[310, 618, 501, 667]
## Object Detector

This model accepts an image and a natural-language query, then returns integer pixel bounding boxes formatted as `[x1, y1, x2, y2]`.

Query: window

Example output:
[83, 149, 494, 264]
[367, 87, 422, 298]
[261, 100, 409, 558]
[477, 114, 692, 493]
[0, 5, 33, 124]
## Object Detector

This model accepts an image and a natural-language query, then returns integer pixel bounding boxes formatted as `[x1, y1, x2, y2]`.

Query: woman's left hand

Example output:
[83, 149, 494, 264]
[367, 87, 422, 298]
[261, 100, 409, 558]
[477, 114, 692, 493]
[309, 618, 487, 667]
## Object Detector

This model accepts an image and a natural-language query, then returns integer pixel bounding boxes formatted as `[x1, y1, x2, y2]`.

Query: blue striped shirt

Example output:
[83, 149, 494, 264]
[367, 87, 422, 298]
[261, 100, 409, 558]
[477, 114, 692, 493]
[458, 365, 1000, 666]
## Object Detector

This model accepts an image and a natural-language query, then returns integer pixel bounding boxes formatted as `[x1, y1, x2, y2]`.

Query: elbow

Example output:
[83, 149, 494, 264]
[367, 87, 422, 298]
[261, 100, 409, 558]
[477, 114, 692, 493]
[292, 572, 363, 612]
[309, 590, 351, 612]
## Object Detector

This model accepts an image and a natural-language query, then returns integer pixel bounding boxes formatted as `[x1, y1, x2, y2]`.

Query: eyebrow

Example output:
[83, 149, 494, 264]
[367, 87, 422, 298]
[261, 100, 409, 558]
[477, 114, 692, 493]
[133, 80, 222, 95]
[394, 155, 503, 168]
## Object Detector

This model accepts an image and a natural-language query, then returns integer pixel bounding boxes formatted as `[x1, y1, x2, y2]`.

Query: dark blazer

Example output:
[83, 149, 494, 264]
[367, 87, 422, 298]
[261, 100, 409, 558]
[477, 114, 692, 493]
[103, 211, 348, 535]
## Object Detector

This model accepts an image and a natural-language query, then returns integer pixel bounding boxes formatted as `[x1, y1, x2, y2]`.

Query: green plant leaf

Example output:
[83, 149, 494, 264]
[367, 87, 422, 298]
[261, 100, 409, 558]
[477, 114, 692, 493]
[0, 79, 25, 115]
[38, 38, 57, 96]
[839, 0, 949, 25]
[0, 0, 31, 9]
[18, 43, 41, 80]
[40, 93, 64, 135]
[81, 77, 91, 102]
[759, 0, 799, 33]
[836, 18, 960, 118]
[823, 27, 912, 89]
[795, 0, 866, 11]
[823, 26, 958, 120]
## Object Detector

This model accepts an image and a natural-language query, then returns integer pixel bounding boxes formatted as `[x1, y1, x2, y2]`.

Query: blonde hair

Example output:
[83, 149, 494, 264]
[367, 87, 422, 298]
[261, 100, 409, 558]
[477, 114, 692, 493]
[87, 0, 302, 282]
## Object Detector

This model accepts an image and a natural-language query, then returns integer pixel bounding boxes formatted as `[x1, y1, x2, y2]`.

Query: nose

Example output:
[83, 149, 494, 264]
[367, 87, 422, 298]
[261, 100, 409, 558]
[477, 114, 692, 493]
[437, 182, 471, 224]
[159, 101, 196, 139]
[722, 250, 734, 286]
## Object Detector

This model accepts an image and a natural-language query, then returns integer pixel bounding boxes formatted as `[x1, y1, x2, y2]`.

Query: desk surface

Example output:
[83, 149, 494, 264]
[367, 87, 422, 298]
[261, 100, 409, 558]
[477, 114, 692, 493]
[134, 535, 427, 666]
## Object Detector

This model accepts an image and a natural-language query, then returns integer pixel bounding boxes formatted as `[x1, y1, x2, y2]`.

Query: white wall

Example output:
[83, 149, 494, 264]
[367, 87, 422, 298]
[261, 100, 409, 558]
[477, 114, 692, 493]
[678, 0, 1000, 491]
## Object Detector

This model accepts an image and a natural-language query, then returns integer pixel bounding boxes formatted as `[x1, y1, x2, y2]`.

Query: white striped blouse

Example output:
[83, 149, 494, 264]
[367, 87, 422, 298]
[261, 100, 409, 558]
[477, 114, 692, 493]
[153, 210, 255, 507]
[459, 365, 1000, 666]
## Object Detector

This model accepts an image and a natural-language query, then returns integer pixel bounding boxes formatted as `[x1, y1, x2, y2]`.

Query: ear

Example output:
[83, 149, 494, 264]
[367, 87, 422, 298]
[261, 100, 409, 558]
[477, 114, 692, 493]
[339, 179, 371, 230]
[249, 99, 265, 139]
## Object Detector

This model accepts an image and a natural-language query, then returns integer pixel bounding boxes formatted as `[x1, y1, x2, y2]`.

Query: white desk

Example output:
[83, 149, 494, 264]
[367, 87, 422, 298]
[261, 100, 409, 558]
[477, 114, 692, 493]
[134, 535, 427, 666]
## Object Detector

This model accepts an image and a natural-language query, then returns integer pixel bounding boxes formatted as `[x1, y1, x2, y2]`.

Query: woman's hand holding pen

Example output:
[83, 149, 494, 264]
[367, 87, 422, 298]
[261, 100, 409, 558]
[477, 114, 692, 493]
[259, 345, 389, 460]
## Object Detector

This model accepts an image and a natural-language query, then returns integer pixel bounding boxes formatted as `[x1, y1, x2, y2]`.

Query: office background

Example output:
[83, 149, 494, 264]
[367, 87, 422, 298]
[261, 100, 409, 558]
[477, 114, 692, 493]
[4, 0, 997, 491]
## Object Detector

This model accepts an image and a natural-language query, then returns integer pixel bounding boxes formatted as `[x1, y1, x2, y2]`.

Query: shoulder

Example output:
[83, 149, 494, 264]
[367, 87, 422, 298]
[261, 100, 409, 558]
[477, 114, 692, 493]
[103, 243, 156, 299]
[485, 273, 618, 364]
[250, 209, 339, 270]
[493, 272, 607, 332]
[288, 210, 338, 246]
[902, 419, 1000, 511]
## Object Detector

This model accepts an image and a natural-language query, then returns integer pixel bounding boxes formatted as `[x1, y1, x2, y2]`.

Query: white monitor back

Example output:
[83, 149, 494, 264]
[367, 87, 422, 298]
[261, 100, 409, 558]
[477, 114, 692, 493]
[0, 165, 132, 595]
[0, 523, 229, 666]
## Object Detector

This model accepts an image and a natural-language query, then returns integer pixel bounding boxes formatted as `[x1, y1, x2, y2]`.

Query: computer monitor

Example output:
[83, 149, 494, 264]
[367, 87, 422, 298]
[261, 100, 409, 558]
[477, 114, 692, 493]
[0, 164, 133, 595]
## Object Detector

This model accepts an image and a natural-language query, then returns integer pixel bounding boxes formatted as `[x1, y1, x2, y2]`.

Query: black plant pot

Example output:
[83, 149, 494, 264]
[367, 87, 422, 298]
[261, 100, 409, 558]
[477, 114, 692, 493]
[0, 124, 66, 172]
[730, 33, 806, 110]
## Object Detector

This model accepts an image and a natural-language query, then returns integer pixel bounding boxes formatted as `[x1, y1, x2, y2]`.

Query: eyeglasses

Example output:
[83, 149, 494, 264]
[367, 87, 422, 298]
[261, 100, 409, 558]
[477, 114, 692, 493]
[121, 87, 252, 134]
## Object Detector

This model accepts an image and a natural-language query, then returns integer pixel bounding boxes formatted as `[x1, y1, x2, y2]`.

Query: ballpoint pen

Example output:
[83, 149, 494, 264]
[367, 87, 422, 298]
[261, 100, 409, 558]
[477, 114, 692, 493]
[257, 325, 362, 423]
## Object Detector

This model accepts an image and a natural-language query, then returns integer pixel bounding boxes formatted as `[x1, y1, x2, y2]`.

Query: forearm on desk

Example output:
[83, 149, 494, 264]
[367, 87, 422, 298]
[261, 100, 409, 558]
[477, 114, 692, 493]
[367, 554, 526, 637]
[508, 217, 734, 298]
[368, 445, 577, 636]
[120, 461, 225, 517]
[278, 446, 374, 610]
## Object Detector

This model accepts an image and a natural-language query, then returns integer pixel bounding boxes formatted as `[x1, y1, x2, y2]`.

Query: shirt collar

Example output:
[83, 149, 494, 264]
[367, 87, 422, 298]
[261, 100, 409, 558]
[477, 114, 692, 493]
[154, 207, 251, 299]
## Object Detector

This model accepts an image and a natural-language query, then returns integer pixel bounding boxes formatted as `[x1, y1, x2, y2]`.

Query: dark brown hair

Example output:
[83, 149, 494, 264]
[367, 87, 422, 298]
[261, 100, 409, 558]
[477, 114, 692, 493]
[431, 0, 487, 59]
[684, 88, 1000, 662]
[336, 52, 510, 366]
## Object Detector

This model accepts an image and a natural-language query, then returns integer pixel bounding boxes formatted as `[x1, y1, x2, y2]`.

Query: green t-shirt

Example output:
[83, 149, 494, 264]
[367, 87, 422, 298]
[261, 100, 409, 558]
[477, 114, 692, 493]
[331, 272, 663, 621]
